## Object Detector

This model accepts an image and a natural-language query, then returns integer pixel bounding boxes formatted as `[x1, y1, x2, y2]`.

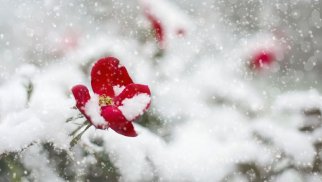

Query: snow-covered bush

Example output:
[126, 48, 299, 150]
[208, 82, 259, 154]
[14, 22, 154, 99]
[1, 0, 322, 181]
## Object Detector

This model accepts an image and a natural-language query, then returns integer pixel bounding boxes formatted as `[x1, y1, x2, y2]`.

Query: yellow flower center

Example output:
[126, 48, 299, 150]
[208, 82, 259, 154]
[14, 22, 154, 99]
[99, 94, 113, 106]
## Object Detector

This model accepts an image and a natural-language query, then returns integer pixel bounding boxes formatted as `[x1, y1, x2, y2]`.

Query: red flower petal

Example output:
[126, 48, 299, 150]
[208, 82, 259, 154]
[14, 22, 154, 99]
[91, 57, 133, 96]
[114, 83, 151, 107]
[72, 85, 94, 124]
[72, 84, 90, 111]
[101, 106, 137, 137]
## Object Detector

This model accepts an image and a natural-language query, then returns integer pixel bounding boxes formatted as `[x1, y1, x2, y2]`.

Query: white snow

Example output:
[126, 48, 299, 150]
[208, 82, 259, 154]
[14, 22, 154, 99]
[0, 63, 82, 153]
[84, 94, 108, 128]
[0, 110, 44, 153]
[113, 85, 125, 96]
[118, 93, 151, 121]
[0, 0, 321, 181]
[274, 169, 302, 182]
[22, 145, 65, 182]
[272, 89, 322, 113]
[252, 119, 315, 165]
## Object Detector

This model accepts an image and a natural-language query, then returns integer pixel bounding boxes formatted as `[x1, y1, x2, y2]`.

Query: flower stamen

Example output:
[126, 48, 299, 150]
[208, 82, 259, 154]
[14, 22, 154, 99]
[99, 94, 113, 106]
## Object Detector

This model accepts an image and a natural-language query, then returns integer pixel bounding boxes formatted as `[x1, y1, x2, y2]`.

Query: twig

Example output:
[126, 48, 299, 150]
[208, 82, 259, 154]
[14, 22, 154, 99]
[70, 124, 92, 149]
[69, 121, 89, 136]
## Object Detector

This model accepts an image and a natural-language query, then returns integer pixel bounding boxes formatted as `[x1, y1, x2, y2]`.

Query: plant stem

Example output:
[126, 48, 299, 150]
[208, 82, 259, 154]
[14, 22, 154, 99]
[66, 114, 84, 123]
[70, 124, 92, 149]
[69, 121, 88, 136]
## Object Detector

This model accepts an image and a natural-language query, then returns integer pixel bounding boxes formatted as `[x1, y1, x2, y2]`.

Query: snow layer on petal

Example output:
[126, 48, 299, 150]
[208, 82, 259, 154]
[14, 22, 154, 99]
[113, 85, 125, 96]
[118, 93, 151, 121]
[84, 94, 107, 128]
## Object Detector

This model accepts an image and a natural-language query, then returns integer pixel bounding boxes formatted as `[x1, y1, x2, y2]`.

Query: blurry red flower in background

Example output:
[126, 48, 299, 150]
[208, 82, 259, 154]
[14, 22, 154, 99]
[145, 11, 164, 47]
[249, 51, 275, 70]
